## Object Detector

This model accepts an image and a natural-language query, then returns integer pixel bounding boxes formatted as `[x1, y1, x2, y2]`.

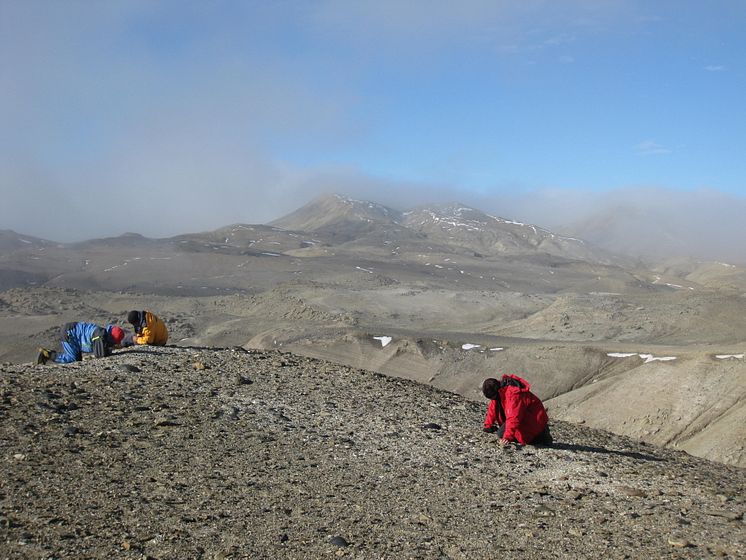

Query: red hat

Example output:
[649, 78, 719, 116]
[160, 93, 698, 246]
[109, 326, 125, 344]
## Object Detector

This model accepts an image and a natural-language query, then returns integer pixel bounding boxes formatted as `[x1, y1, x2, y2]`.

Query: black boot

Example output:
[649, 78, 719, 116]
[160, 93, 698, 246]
[36, 348, 57, 365]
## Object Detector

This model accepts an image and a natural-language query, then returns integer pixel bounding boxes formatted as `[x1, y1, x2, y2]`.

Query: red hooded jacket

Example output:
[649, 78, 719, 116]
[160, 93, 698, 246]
[483, 374, 549, 444]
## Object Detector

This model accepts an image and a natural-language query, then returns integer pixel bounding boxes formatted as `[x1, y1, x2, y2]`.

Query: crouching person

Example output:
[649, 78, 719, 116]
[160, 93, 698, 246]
[37, 322, 125, 364]
[125, 310, 168, 346]
[482, 374, 552, 447]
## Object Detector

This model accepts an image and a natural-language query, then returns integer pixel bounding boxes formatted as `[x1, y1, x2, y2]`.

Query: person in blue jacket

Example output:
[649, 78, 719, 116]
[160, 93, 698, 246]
[37, 322, 125, 364]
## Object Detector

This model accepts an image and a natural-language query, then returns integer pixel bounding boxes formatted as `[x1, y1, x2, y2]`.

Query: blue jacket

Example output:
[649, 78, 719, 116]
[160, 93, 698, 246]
[54, 322, 112, 363]
[67, 322, 100, 352]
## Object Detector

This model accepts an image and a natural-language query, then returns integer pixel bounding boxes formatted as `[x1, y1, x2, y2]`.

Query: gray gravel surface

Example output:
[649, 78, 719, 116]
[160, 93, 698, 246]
[1, 346, 744, 559]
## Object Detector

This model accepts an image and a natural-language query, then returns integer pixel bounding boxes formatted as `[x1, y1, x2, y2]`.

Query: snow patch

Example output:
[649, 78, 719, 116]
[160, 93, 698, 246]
[640, 354, 677, 363]
[608, 352, 677, 363]
[462, 343, 480, 350]
[715, 354, 744, 360]
[373, 336, 392, 347]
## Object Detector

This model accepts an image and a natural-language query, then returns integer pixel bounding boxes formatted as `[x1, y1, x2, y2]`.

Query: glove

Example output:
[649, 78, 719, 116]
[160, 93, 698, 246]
[483, 426, 498, 433]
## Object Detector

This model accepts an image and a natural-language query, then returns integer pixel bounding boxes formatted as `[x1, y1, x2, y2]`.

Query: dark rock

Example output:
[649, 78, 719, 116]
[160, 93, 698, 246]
[329, 536, 349, 547]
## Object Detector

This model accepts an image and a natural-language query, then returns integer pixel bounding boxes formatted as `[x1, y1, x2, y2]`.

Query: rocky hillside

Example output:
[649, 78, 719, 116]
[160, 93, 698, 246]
[1, 346, 744, 559]
[0, 231, 54, 253]
[400, 203, 619, 264]
[270, 194, 402, 243]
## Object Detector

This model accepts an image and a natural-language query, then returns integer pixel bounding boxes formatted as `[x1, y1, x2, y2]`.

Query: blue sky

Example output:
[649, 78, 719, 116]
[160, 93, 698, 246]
[1, 1, 745, 242]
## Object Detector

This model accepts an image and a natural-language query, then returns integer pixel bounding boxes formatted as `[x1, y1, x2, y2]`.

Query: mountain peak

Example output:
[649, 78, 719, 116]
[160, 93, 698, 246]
[0, 229, 54, 251]
[270, 193, 401, 240]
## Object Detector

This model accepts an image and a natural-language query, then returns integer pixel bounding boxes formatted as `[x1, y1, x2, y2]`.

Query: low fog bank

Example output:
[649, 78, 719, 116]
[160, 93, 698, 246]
[498, 187, 746, 265]
[3, 173, 745, 264]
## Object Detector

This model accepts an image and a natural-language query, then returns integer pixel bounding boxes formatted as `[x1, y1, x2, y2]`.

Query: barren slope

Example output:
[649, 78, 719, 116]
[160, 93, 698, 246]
[1, 346, 744, 559]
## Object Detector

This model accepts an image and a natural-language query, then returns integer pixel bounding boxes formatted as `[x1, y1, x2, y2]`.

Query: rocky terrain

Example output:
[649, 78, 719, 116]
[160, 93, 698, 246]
[1, 346, 744, 559]
[1, 193, 745, 471]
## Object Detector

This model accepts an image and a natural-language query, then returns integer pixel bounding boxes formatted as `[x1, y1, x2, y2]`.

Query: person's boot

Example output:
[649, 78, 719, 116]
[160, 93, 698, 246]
[36, 347, 56, 364]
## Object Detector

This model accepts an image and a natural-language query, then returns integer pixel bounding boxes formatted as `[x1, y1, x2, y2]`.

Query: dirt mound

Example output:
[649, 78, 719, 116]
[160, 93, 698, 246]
[1, 346, 744, 559]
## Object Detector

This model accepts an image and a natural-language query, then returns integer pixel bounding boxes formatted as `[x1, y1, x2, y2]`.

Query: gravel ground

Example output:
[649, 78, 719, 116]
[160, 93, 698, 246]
[1, 346, 744, 559]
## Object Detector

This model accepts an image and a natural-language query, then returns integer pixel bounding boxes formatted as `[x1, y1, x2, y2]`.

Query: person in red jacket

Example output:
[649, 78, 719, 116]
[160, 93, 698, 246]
[482, 374, 552, 447]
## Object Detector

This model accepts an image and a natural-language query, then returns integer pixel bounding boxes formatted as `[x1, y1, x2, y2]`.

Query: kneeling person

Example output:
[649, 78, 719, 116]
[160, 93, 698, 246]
[482, 374, 552, 446]
[37, 322, 125, 364]
[126, 310, 168, 346]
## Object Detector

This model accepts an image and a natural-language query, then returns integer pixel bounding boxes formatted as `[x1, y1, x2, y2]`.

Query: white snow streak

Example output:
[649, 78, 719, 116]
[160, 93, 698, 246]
[373, 336, 392, 347]
[608, 352, 677, 363]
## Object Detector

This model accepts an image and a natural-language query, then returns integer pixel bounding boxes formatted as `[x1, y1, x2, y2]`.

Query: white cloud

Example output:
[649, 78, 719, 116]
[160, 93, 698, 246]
[635, 140, 672, 156]
[705, 65, 726, 72]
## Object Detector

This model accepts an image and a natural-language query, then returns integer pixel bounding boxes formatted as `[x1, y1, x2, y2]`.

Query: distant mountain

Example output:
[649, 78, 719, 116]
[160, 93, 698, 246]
[0, 230, 54, 252]
[68, 232, 163, 250]
[0, 195, 643, 265]
[401, 203, 620, 263]
[270, 193, 401, 242]
[270, 194, 621, 263]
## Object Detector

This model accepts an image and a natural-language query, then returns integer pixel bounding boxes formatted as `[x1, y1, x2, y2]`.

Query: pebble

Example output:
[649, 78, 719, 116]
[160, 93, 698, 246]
[535, 505, 556, 517]
[330, 536, 349, 547]
[667, 537, 692, 548]
[619, 486, 647, 497]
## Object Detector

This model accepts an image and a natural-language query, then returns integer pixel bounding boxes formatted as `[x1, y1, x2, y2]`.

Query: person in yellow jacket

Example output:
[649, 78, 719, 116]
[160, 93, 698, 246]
[125, 310, 169, 346]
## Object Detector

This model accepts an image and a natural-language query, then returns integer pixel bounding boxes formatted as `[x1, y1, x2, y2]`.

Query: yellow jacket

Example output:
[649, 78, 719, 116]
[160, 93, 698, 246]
[134, 311, 169, 346]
